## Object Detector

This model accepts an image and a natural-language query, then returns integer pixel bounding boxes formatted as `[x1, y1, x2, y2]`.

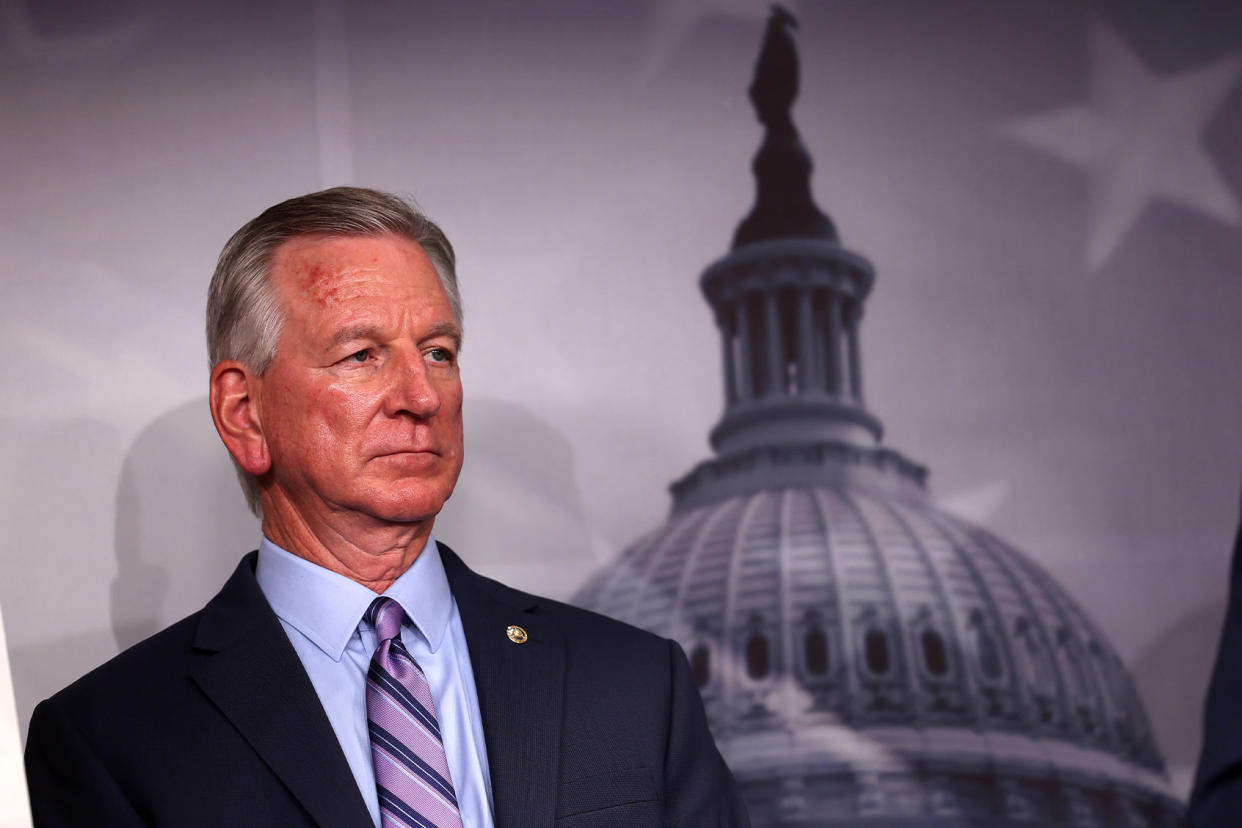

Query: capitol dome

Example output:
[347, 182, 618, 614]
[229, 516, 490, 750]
[573, 9, 1181, 826]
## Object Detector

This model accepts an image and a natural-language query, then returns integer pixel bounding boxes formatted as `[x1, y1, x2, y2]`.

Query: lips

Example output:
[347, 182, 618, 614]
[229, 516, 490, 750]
[373, 448, 440, 460]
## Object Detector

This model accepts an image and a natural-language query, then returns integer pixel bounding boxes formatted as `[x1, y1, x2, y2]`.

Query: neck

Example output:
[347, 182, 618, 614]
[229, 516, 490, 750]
[259, 492, 433, 593]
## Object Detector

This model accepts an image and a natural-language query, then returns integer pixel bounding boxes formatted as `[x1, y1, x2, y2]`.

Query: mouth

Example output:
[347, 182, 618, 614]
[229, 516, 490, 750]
[370, 450, 444, 475]
[374, 448, 439, 460]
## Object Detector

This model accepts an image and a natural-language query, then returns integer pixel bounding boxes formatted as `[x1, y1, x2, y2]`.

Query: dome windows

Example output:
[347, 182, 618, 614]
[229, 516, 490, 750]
[863, 627, 892, 676]
[746, 631, 771, 680]
[910, 607, 953, 681]
[920, 629, 950, 677]
[688, 620, 716, 689]
[795, 609, 834, 682]
[854, 606, 896, 679]
[967, 608, 1006, 684]
[804, 626, 830, 676]
[691, 643, 712, 688]
[738, 614, 777, 684]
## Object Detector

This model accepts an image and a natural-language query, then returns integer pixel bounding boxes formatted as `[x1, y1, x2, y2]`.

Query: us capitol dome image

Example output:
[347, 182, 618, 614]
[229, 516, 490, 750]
[573, 8, 1182, 826]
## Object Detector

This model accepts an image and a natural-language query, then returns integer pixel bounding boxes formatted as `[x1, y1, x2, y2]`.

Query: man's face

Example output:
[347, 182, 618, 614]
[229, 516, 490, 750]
[256, 233, 463, 528]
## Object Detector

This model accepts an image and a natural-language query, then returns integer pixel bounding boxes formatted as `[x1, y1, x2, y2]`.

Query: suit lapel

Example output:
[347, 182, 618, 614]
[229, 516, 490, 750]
[441, 543, 565, 828]
[189, 554, 372, 828]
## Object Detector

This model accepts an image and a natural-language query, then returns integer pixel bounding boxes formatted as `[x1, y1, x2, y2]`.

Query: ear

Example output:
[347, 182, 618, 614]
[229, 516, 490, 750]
[209, 360, 271, 475]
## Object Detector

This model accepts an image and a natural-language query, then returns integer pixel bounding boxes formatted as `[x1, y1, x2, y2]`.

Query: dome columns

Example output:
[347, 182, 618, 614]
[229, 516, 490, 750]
[702, 238, 882, 456]
[715, 284, 857, 403]
[846, 299, 864, 400]
[827, 291, 851, 396]
[796, 287, 816, 393]
[763, 292, 782, 395]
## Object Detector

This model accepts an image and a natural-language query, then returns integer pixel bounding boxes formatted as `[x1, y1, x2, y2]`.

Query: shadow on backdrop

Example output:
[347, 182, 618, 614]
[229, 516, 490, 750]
[435, 396, 601, 600]
[1, 418, 123, 742]
[111, 397, 257, 651]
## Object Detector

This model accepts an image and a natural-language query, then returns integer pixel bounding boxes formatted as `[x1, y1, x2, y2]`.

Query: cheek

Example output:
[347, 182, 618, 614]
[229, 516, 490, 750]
[439, 376, 464, 412]
[308, 386, 384, 438]
[439, 386, 465, 439]
[446, 410, 465, 463]
[269, 383, 382, 457]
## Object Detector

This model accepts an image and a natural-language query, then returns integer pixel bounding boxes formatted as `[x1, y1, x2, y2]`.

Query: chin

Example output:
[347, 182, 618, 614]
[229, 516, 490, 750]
[360, 485, 455, 524]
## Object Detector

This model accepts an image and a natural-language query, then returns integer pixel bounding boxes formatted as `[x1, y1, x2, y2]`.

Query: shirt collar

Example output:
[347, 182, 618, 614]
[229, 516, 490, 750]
[255, 534, 453, 661]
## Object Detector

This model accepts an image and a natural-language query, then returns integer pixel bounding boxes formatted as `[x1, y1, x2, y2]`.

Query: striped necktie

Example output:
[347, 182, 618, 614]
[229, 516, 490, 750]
[365, 596, 464, 828]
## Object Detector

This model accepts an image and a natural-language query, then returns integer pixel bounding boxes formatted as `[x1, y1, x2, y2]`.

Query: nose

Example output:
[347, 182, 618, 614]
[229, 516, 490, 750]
[383, 351, 441, 419]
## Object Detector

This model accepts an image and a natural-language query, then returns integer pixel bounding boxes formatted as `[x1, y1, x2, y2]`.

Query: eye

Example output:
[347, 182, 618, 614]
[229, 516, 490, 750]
[345, 349, 371, 363]
[426, 347, 454, 364]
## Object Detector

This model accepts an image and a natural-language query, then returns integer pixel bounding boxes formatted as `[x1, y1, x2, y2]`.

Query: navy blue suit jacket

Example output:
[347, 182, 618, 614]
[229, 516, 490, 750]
[1189, 519, 1242, 826]
[25, 544, 749, 827]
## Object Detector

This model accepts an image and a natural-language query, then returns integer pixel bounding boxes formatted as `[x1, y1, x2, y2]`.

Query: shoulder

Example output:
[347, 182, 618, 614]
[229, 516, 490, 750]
[25, 608, 209, 790]
[48, 612, 203, 712]
[34, 552, 261, 723]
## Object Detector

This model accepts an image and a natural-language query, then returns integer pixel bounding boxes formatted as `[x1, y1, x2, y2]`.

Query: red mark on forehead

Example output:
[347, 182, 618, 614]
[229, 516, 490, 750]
[275, 235, 421, 321]
[296, 261, 367, 308]
[296, 262, 326, 291]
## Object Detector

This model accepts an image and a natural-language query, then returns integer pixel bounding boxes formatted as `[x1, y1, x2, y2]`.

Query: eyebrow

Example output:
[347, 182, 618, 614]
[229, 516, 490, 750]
[424, 321, 463, 349]
[328, 324, 383, 349]
[328, 321, 463, 350]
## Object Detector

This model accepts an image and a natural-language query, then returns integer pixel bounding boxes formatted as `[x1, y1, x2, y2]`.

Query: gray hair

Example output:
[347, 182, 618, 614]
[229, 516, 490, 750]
[206, 186, 462, 516]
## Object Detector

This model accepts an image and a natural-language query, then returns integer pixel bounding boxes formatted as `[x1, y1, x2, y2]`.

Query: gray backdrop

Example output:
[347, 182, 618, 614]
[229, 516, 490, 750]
[2, 0, 1240, 802]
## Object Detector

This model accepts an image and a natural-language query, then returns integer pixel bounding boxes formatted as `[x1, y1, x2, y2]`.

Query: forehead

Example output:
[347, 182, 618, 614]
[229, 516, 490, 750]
[269, 233, 449, 322]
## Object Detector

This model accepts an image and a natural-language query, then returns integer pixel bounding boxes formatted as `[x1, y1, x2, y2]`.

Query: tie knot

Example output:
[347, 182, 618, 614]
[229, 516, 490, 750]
[365, 596, 405, 644]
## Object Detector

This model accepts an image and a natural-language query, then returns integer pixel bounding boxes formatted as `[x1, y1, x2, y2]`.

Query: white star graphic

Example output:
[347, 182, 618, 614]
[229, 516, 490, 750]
[1003, 19, 1242, 270]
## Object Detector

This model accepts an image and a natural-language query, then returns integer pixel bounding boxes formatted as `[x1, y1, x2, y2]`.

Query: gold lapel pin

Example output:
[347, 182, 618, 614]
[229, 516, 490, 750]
[506, 624, 528, 644]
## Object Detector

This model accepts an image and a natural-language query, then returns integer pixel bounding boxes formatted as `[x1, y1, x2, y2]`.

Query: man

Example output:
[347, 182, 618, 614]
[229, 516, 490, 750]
[1189, 509, 1242, 826]
[25, 187, 749, 827]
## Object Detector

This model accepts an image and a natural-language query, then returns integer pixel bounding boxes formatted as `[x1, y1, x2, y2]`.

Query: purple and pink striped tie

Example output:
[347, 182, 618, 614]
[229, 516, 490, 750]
[365, 597, 464, 828]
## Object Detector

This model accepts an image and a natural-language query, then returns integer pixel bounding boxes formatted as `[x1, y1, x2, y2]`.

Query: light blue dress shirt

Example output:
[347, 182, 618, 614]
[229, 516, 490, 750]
[255, 535, 494, 828]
